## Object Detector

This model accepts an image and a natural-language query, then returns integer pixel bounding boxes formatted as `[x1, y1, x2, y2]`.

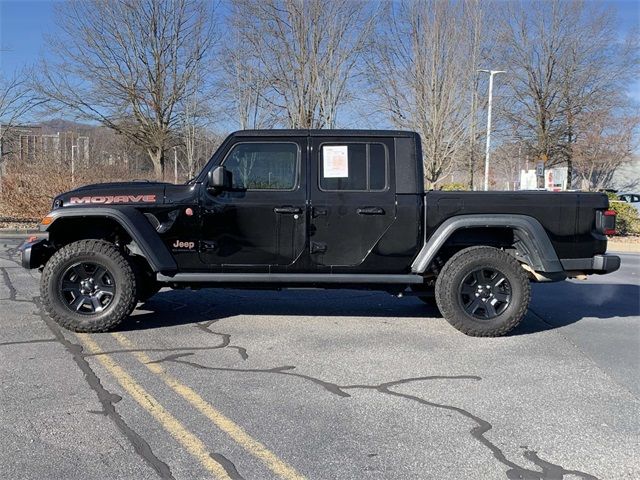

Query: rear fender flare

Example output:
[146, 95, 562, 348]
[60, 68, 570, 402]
[411, 214, 563, 273]
[43, 207, 177, 273]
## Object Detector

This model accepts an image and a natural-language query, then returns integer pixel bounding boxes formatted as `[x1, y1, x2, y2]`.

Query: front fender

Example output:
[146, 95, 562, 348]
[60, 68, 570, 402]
[42, 206, 177, 273]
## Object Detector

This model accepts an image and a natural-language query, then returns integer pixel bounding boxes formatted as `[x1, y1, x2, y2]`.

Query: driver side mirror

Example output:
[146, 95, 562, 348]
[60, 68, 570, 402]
[207, 166, 232, 191]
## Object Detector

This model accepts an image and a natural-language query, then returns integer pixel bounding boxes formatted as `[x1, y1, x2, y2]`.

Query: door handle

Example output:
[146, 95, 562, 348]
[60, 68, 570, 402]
[312, 206, 327, 218]
[357, 206, 385, 215]
[274, 206, 302, 214]
[201, 240, 217, 251]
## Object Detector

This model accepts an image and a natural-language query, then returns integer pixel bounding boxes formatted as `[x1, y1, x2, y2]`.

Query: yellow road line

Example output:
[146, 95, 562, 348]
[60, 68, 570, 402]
[76, 333, 232, 480]
[111, 332, 305, 480]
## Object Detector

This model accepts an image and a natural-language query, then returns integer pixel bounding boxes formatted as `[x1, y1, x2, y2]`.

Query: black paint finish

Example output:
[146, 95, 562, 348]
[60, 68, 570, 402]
[34, 129, 616, 286]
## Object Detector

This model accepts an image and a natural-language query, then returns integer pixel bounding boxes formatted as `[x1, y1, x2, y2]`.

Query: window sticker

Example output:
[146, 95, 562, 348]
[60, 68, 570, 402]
[322, 145, 349, 178]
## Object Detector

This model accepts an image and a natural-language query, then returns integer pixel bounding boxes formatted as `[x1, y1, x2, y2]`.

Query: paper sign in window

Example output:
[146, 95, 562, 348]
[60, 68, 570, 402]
[322, 145, 349, 178]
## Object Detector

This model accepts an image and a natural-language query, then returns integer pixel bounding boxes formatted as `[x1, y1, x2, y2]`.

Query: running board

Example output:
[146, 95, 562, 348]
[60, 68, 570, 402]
[156, 273, 423, 284]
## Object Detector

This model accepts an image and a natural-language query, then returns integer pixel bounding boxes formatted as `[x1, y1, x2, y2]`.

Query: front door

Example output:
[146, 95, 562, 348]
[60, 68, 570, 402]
[199, 140, 306, 271]
[309, 136, 397, 271]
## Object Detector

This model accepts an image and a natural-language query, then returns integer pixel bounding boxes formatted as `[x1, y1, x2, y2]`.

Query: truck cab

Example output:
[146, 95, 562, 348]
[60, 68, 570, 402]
[162, 130, 423, 275]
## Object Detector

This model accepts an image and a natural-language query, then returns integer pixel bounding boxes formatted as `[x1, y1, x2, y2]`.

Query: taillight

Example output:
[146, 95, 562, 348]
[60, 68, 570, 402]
[597, 209, 617, 236]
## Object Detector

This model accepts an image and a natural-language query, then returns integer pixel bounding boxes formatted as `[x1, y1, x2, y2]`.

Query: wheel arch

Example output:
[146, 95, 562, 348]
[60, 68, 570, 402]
[411, 214, 563, 274]
[43, 207, 177, 273]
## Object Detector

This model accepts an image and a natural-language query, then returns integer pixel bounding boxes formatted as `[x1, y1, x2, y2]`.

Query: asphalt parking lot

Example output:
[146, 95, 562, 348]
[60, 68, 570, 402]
[1, 237, 638, 480]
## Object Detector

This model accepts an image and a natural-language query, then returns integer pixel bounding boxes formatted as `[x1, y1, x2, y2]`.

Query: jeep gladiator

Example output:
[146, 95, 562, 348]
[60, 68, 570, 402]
[21, 130, 620, 336]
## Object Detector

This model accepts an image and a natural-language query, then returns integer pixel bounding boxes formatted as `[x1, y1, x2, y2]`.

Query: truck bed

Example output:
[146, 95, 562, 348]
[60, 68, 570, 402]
[423, 191, 608, 259]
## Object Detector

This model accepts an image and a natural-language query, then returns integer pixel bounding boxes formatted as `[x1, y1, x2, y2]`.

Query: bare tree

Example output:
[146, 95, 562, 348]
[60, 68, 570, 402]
[0, 70, 42, 148]
[573, 108, 639, 191]
[228, 0, 375, 129]
[495, 0, 638, 186]
[369, 1, 473, 188]
[221, 27, 275, 129]
[464, 0, 484, 190]
[35, 0, 214, 180]
[558, 9, 638, 186]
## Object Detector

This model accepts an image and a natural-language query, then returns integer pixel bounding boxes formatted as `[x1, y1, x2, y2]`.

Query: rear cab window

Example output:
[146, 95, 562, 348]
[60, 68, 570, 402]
[319, 143, 388, 192]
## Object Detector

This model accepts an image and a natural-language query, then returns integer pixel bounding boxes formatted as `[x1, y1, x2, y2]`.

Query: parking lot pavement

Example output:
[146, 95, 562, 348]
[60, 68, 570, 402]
[0, 238, 638, 480]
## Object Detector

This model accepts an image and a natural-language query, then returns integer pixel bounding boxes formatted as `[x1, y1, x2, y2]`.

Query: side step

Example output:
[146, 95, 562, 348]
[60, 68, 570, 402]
[156, 273, 424, 284]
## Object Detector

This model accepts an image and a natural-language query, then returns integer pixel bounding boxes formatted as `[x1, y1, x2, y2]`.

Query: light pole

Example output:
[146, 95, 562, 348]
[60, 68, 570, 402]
[478, 69, 505, 191]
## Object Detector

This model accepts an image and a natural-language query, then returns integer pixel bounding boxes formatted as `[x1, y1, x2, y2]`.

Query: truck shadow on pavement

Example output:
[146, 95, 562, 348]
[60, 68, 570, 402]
[116, 281, 639, 337]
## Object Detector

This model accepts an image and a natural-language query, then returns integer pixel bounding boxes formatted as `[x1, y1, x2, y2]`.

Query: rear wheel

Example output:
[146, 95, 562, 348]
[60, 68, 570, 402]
[435, 246, 530, 337]
[41, 240, 137, 332]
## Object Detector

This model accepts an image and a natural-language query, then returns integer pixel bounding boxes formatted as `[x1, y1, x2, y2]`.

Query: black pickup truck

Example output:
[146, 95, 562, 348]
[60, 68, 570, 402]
[21, 130, 620, 336]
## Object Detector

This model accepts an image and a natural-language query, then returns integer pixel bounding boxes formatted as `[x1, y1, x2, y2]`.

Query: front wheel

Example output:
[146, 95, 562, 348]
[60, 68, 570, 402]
[41, 240, 137, 332]
[435, 246, 530, 337]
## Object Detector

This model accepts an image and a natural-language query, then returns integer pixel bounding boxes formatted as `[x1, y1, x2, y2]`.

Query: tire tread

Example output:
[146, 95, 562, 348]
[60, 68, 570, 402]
[40, 240, 137, 333]
[435, 246, 530, 337]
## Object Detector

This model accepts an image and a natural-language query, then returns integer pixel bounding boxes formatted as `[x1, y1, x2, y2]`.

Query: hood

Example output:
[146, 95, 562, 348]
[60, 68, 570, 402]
[54, 181, 170, 208]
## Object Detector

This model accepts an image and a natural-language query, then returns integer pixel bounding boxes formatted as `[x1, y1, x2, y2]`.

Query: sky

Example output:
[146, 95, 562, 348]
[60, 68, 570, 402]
[1, 0, 639, 99]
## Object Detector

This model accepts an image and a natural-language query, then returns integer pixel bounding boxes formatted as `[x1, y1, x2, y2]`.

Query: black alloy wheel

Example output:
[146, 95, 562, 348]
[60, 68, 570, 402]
[59, 262, 116, 314]
[459, 267, 512, 320]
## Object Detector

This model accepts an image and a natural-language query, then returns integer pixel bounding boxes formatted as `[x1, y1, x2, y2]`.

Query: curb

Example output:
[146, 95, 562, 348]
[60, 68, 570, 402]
[0, 230, 43, 238]
[607, 242, 640, 253]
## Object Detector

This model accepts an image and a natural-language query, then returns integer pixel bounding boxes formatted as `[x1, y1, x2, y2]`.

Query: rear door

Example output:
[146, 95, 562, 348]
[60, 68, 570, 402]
[308, 136, 396, 271]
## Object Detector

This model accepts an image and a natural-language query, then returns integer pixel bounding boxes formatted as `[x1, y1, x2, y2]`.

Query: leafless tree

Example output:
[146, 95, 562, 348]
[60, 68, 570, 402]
[558, 9, 638, 186]
[0, 70, 42, 148]
[220, 27, 275, 130]
[464, 0, 484, 189]
[491, 142, 526, 190]
[369, 1, 474, 188]
[35, 0, 214, 180]
[495, 0, 638, 186]
[228, 0, 375, 129]
[573, 108, 640, 191]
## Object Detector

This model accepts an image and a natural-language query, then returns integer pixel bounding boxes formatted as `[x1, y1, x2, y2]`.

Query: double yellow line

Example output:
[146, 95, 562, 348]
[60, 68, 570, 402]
[78, 333, 304, 480]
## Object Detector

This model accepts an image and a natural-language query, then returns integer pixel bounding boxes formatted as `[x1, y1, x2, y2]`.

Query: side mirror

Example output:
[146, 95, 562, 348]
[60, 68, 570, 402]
[207, 166, 232, 190]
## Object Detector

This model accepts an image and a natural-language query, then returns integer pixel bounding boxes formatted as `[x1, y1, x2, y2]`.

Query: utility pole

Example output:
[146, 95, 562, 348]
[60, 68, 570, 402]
[174, 146, 178, 184]
[478, 69, 505, 191]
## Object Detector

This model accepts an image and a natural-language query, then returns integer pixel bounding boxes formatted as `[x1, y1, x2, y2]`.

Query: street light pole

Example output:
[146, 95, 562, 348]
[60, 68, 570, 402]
[478, 69, 505, 191]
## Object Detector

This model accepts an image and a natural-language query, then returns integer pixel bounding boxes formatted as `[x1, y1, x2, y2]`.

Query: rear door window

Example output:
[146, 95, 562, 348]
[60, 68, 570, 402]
[319, 143, 387, 191]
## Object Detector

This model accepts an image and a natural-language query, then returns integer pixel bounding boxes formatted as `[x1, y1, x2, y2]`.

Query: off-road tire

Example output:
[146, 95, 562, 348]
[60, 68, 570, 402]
[435, 246, 530, 337]
[41, 240, 137, 332]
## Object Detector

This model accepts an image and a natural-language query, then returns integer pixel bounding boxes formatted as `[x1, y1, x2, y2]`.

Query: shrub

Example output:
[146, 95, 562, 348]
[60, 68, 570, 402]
[439, 182, 468, 191]
[0, 159, 136, 220]
[606, 192, 640, 236]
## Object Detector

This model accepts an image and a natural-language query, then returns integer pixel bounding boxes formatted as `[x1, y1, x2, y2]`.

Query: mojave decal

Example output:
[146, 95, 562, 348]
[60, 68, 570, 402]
[69, 194, 157, 205]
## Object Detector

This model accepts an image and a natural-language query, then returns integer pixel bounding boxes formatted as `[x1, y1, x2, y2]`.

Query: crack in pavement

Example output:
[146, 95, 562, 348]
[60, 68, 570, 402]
[195, 319, 249, 361]
[209, 453, 246, 480]
[154, 353, 598, 480]
[0, 267, 18, 301]
[0, 338, 57, 347]
[30, 297, 175, 480]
